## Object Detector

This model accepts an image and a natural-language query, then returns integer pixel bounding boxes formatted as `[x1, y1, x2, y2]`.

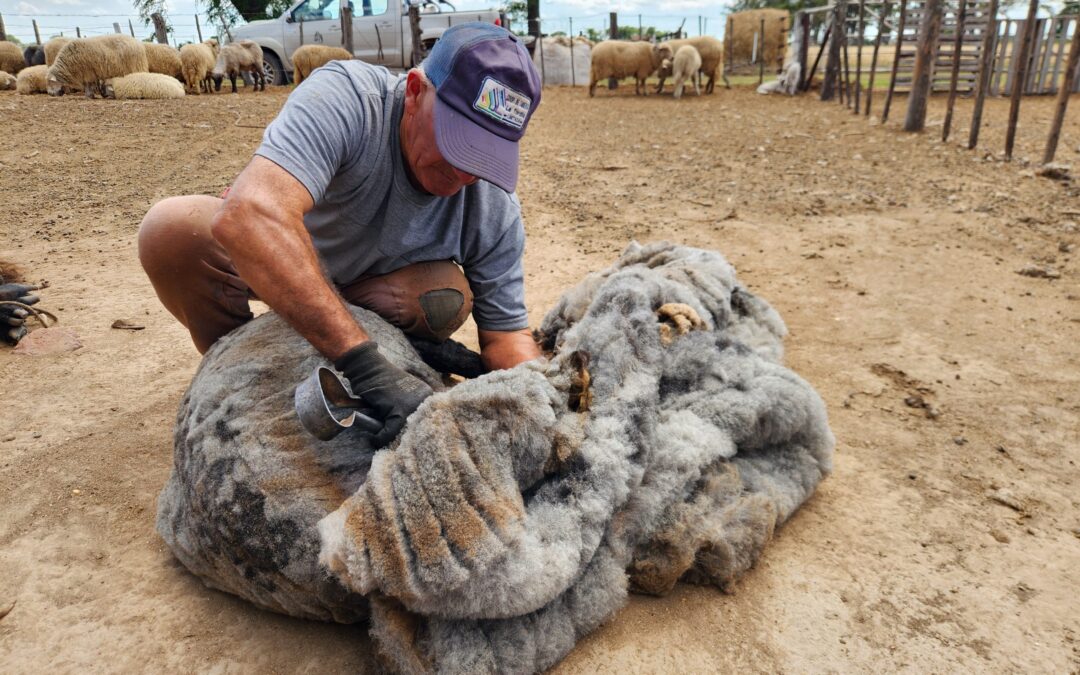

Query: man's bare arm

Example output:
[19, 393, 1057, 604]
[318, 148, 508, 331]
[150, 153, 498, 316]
[478, 328, 541, 371]
[210, 156, 367, 360]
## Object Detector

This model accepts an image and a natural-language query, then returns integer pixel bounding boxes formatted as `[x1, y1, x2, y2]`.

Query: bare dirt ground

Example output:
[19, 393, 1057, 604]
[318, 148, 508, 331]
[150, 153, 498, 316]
[1, 83, 1078, 672]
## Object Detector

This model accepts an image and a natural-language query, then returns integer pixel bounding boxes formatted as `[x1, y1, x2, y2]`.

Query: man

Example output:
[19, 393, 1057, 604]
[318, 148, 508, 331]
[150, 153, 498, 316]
[138, 23, 542, 445]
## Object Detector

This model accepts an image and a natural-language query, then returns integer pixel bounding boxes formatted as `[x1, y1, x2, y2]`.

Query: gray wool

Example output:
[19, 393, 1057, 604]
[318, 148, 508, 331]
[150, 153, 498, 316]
[157, 241, 834, 673]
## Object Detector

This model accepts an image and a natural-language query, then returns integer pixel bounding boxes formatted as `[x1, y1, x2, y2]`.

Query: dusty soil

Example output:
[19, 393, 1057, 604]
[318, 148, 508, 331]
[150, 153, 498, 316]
[1, 84, 1078, 672]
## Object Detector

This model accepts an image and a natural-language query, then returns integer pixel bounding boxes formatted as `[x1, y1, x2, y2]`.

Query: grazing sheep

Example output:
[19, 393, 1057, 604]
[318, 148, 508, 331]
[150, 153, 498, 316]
[290, 44, 351, 84]
[656, 36, 725, 95]
[0, 41, 25, 75]
[16, 65, 49, 95]
[666, 45, 702, 99]
[104, 72, 185, 99]
[43, 36, 73, 66]
[212, 40, 265, 93]
[47, 34, 149, 98]
[588, 40, 672, 97]
[24, 45, 45, 67]
[143, 42, 183, 80]
[0, 71, 15, 91]
[179, 40, 218, 94]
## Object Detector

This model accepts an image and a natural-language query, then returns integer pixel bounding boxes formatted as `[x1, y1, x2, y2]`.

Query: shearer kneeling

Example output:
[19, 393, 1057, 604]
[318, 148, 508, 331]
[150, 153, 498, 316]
[138, 23, 542, 445]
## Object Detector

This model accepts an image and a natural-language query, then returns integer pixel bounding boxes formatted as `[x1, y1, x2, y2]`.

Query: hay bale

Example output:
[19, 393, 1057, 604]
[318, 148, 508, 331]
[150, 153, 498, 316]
[532, 36, 592, 87]
[726, 9, 789, 73]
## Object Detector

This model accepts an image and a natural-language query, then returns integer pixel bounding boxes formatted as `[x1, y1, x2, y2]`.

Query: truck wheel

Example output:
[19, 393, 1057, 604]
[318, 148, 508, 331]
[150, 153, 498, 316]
[263, 51, 286, 86]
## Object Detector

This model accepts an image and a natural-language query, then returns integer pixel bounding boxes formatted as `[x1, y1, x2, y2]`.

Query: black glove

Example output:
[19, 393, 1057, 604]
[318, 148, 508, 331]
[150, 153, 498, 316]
[0, 283, 40, 345]
[334, 341, 433, 447]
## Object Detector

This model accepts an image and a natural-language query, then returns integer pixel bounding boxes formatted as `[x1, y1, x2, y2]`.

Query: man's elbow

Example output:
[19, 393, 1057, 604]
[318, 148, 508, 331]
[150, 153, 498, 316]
[209, 198, 254, 250]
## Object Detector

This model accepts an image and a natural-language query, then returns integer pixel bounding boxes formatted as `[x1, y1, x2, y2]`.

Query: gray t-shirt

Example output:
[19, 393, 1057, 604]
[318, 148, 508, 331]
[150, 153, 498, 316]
[254, 60, 528, 332]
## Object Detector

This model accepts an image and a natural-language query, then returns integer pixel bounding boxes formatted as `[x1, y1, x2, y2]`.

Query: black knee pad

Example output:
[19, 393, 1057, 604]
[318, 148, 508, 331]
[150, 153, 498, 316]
[419, 288, 466, 334]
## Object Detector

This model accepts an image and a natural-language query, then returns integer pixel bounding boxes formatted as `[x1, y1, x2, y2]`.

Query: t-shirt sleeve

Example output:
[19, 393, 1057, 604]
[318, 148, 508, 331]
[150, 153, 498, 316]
[254, 64, 367, 204]
[464, 205, 529, 332]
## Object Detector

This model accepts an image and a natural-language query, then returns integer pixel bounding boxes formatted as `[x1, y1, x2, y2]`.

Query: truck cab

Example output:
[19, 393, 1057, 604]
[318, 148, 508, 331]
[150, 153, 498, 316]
[231, 0, 505, 85]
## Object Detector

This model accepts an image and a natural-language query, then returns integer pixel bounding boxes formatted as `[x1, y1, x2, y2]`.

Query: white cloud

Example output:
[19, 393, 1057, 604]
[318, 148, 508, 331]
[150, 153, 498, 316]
[16, 1, 42, 13]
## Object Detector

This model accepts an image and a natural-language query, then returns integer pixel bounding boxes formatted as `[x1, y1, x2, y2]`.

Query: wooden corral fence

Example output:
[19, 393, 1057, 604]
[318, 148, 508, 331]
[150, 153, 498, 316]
[797, 0, 1080, 163]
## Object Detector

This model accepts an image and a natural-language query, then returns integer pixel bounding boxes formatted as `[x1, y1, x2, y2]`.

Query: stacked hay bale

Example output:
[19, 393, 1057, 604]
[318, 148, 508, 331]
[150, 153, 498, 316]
[725, 9, 788, 75]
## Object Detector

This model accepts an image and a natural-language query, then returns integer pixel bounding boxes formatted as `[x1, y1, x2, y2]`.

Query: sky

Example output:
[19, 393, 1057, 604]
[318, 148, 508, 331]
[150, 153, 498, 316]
[1, 0, 1061, 47]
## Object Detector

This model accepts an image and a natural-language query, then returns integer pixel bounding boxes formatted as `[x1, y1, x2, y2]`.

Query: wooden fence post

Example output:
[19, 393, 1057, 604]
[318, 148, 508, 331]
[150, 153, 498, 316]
[968, 0, 999, 148]
[128, 19, 135, 38]
[409, 4, 423, 66]
[798, 11, 810, 89]
[854, 0, 866, 113]
[842, 20, 852, 105]
[195, 15, 203, 42]
[1005, 0, 1040, 159]
[942, 0, 968, 141]
[113, 22, 121, 34]
[759, 18, 766, 84]
[609, 12, 618, 89]
[865, 1, 889, 115]
[341, 3, 354, 54]
[569, 17, 575, 86]
[882, 0, 909, 123]
[150, 12, 168, 44]
[76, 26, 82, 38]
[0, 12, 6, 42]
[33, 19, 42, 44]
[903, 0, 943, 131]
[1042, 17, 1080, 163]
[822, 0, 847, 100]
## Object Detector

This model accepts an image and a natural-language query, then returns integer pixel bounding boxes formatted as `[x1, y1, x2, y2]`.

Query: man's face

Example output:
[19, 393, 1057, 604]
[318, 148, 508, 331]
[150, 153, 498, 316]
[401, 70, 478, 197]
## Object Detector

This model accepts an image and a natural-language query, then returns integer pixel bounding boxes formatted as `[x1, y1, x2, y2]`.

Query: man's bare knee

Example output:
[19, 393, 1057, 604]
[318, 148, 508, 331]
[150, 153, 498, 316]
[138, 195, 223, 272]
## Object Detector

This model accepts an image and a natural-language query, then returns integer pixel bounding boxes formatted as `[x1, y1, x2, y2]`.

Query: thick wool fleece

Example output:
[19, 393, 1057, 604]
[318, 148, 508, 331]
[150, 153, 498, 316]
[156, 242, 834, 673]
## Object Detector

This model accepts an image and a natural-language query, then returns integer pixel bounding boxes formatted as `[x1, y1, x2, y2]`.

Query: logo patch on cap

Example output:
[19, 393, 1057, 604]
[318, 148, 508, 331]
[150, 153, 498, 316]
[473, 76, 531, 130]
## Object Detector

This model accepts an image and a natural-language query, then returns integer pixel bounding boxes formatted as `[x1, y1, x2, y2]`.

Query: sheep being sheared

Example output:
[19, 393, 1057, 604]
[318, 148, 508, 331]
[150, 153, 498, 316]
[290, 44, 351, 84]
[156, 242, 833, 673]
[179, 40, 218, 94]
[588, 40, 672, 97]
[212, 40, 265, 93]
[46, 34, 149, 98]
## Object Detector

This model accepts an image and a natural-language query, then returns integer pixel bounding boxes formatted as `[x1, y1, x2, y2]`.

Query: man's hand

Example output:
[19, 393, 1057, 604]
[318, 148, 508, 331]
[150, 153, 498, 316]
[478, 328, 541, 371]
[0, 283, 40, 344]
[335, 342, 434, 446]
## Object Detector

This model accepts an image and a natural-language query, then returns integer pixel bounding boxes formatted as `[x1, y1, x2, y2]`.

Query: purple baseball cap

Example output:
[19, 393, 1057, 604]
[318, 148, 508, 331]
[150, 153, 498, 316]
[423, 22, 541, 193]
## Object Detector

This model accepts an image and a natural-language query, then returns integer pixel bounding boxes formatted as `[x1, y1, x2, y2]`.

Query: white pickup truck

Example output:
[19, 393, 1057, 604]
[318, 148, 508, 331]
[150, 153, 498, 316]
[231, 0, 506, 85]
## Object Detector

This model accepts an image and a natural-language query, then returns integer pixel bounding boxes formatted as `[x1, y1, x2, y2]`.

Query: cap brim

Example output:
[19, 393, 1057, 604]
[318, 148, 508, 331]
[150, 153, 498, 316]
[433, 96, 519, 193]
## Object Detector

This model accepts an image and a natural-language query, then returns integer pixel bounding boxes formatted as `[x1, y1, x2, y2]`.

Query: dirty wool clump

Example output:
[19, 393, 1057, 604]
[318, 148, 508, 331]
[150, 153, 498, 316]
[157, 241, 835, 672]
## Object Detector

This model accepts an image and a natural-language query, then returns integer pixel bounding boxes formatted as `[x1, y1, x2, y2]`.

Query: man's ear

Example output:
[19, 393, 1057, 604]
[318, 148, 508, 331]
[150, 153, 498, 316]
[404, 69, 426, 110]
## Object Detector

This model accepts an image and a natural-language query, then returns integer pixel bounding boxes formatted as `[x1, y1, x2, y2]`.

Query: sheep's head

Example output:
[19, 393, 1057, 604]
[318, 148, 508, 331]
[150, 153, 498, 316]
[653, 43, 673, 67]
[212, 73, 224, 91]
[102, 79, 116, 99]
[45, 71, 65, 96]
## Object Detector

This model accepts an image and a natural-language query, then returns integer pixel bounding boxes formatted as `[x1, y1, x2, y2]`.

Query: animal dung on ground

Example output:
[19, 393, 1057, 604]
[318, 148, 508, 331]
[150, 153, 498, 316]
[156, 242, 834, 672]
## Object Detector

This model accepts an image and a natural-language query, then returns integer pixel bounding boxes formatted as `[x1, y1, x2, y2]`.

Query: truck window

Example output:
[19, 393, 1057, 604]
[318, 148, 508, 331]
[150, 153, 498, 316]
[294, 0, 340, 21]
[357, 0, 388, 16]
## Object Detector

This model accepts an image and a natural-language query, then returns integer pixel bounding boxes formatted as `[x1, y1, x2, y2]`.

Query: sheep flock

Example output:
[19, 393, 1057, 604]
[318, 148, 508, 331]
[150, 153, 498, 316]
[1, 35, 285, 100]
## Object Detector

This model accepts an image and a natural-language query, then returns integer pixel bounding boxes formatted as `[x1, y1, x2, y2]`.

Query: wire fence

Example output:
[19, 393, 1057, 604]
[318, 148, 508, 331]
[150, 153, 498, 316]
[506, 12, 732, 41]
[1, 10, 236, 46]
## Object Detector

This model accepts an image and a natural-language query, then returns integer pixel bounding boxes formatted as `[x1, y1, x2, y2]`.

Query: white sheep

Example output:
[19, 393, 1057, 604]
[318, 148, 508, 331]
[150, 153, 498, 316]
[179, 39, 218, 95]
[756, 61, 802, 96]
[15, 65, 48, 95]
[0, 70, 15, 91]
[588, 40, 671, 97]
[104, 72, 185, 99]
[143, 42, 183, 80]
[656, 36, 725, 95]
[290, 44, 351, 84]
[46, 35, 149, 98]
[43, 36, 73, 66]
[0, 41, 25, 76]
[666, 45, 702, 99]
[212, 40, 265, 93]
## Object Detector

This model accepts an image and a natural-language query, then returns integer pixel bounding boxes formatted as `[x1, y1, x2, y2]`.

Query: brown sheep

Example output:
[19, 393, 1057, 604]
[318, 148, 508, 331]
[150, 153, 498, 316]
[143, 42, 183, 80]
[588, 41, 672, 97]
[44, 36, 73, 66]
[211, 40, 265, 93]
[290, 44, 351, 84]
[0, 41, 25, 75]
[656, 36, 724, 95]
[46, 35, 149, 98]
[179, 40, 218, 94]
